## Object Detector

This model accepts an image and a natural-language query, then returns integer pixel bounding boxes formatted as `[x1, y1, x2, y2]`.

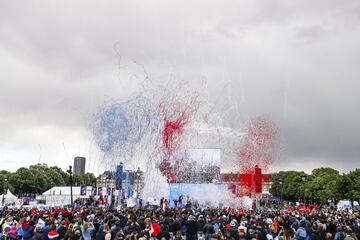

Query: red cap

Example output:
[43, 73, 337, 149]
[272, 221, 280, 230]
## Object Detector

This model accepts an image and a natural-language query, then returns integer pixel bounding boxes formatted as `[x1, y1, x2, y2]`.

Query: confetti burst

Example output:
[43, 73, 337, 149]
[238, 116, 280, 173]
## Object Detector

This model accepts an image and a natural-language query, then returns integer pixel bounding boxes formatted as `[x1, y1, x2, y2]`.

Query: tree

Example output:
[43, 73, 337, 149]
[336, 174, 352, 200]
[312, 167, 339, 177]
[49, 166, 69, 185]
[3, 164, 72, 196]
[46, 167, 66, 186]
[73, 174, 85, 186]
[10, 167, 37, 195]
[82, 173, 97, 186]
[270, 167, 347, 204]
[0, 170, 14, 194]
[346, 169, 360, 201]
[301, 168, 341, 204]
[0, 164, 101, 196]
[270, 171, 305, 200]
[29, 164, 52, 194]
[269, 172, 283, 196]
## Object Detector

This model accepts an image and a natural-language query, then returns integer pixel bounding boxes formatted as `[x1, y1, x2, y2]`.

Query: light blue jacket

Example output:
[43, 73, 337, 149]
[82, 223, 95, 240]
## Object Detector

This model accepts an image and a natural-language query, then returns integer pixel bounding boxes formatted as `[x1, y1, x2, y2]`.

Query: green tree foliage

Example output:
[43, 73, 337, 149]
[270, 171, 307, 200]
[73, 174, 85, 186]
[302, 171, 340, 203]
[0, 170, 13, 194]
[312, 167, 339, 177]
[47, 167, 67, 186]
[347, 169, 360, 201]
[50, 166, 70, 185]
[0, 164, 97, 196]
[72, 173, 97, 186]
[10, 167, 37, 195]
[270, 167, 360, 204]
[82, 173, 97, 186]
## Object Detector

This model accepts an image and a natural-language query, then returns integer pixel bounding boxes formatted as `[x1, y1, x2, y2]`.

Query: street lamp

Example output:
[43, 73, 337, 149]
[66, 166, 73, 207]
[300, 173, 307, 204]
[300, 173, 307, 182]
[279, 178, 283, 203]
[135, 168, 142, 201]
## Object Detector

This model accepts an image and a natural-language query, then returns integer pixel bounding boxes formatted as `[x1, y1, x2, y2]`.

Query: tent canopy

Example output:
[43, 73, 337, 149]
[1, 189, 18, 205]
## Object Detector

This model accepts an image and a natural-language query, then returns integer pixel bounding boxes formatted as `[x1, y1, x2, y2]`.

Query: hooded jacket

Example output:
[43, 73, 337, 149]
[150, 222, 161, 237]
[22, 224, 35, 240]
[186, 218, 197, 236]
[95, 225, 106, 240]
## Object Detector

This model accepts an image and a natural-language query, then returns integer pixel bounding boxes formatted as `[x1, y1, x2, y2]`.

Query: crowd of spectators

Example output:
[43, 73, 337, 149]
[1, 201, 360, 240]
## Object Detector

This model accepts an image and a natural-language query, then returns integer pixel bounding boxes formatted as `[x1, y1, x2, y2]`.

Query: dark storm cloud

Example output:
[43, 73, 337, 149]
[0, 0, 359, 173]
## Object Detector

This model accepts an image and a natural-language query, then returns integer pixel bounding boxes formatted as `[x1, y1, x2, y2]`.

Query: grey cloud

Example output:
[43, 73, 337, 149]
[0, 0, 359, 173]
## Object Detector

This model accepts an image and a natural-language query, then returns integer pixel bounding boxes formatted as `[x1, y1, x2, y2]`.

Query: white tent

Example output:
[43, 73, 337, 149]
[0, 189, 18, 205]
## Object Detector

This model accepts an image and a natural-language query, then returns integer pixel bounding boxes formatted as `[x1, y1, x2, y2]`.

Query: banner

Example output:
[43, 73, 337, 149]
[116, 164, 123, 190]
[91, 187, 97, 196]
[80, 186, 86, 196]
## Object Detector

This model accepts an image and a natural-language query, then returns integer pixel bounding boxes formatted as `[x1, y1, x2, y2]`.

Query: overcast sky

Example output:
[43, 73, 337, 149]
[0, 0, 359, 175]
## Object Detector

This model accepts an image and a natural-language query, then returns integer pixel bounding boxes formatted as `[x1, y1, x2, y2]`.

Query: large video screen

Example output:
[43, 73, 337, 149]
[186, 148, 221, 167]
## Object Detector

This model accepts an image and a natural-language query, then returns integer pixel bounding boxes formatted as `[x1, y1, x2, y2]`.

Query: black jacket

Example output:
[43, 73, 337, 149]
[95, 232, 106, 240]
[186, 220, 197, 236]
[203, 223, 215, 235]
[157, 230, 171, 240]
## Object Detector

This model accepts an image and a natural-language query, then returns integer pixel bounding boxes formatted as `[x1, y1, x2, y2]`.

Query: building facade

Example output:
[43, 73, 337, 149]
[73, 157, 86, 175]
[97, 166, 145, 205]
[96, 175, 117, 189]
[221, 168, 273, 196]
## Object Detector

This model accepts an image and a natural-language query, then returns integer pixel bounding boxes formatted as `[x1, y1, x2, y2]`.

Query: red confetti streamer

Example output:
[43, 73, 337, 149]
[238, 116, 279, 173]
